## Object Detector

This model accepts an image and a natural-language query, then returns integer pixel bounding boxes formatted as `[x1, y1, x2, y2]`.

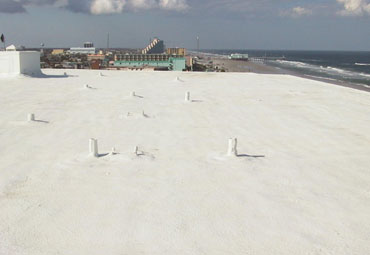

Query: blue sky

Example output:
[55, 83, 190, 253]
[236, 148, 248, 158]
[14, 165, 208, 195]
[0, 0, 369, 50]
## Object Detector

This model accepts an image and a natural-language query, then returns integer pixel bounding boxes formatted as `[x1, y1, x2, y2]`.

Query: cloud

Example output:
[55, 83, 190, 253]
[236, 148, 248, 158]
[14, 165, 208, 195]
[0, 0, 27, 13]
[159, 0, 188, 11]
[7, 0, 365, 17]
[200, 0, 266, 13]
[128, 0, 156, 9]
[292, 7, 313, 16]
[90, 0, 126, 14]
[0, 0, 63, 13]
[280, 6, 313, 18]
[89, 0, 189, 14]
[0, 0, 189, 14]
[189, 0, 321, 19]
[337, 0, 370, 16]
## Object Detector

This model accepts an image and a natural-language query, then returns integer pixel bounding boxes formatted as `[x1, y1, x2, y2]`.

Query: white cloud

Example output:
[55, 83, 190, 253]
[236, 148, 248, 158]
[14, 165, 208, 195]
[128, 0, 156, 9]
[89, 0, 188, 14]
[281, 6, 312, 18]
[292, 6, 312, 16]
[337, 0, 370, 16]
[0, 0, 189, 14]
[159, 0, 188, 11]
[90, 0, 126, 14]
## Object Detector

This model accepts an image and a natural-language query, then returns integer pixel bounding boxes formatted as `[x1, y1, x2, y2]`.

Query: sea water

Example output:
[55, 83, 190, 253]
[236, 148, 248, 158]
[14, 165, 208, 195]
[200, 50, 370, 89]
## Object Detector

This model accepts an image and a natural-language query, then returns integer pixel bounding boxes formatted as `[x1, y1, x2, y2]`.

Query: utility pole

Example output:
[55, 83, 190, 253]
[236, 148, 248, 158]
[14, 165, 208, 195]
[107, 33, 110, 52]
[40, 43, 45, 56]
[196, 36, 199, 52]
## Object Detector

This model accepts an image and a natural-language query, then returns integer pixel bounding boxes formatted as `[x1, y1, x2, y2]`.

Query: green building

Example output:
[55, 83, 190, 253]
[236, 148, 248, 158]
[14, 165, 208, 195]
[114, 54, 186, 71]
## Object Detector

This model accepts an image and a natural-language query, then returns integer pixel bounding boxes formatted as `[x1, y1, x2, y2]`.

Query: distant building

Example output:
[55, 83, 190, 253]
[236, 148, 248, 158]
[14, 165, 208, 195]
[5, 45, 26, 51]
[167, 48, 186, 56]
[69, 42, 96, 54]
[115, 54, 168, 62]
[90, 59, 102, 70]
[142, 38, 165, 54]
[87, 54, 105, 61]
[88, 54, 107, 69]
[51, 49, 65, 55]
[69, 48, 96, 54]
[186, 56, 193, 70]
[114, 54, 185, 71]
[5, 45, 17, 51]
[84, 42, 94, 48]
[229, 54, 249, 61]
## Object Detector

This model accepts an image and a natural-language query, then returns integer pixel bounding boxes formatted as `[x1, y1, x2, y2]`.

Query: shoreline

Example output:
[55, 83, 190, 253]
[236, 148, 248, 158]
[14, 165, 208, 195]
[197, 54, 370, 93]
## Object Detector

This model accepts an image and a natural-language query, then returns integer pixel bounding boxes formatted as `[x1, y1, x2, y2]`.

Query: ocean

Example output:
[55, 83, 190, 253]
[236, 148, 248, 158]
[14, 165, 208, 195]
[199, 50, 370, 89]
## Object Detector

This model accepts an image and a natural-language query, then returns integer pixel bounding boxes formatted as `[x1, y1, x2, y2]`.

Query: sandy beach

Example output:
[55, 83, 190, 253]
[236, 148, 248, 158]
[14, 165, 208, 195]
[212, 58, 283, 74]
[208, 57, 370, 93]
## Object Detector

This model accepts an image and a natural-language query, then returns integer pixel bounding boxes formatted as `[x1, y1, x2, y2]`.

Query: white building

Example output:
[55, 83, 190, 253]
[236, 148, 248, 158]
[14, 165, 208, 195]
[0, 50, 41, 76]
[69, 47, 96, 54]
[69, 42, 96, 54]
[5, 45, 17, 51]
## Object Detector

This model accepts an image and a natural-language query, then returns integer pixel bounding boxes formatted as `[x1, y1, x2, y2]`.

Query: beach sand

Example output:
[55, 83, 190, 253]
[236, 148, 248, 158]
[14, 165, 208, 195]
[209, 57, 370, 93]
[212, 58, 283, 74]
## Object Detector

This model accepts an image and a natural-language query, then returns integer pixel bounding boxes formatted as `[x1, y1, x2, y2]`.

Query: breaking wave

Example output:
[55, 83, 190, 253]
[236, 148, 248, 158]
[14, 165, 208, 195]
[355, 63, 370, 66]
[273, 60, 370, 81]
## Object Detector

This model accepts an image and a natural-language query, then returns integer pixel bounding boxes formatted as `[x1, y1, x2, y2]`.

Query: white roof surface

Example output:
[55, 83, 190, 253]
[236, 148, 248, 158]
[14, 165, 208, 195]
[0, 69, 370, 254]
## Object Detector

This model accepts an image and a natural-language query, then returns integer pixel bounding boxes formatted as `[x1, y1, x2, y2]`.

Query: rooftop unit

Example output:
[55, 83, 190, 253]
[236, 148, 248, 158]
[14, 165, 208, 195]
[0, 51, 41, 76]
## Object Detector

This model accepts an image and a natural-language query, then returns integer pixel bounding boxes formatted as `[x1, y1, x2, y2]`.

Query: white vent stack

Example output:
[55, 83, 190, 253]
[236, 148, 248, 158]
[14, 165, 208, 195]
[134, 146, 139, 156]
[110, 147, 117, 155]
[89, 138, 99, 157]
[131, 91, 136, 97]
[185, 92, 191, 102]
[227, 138, 238, 157]
[27, 113, 35, 122]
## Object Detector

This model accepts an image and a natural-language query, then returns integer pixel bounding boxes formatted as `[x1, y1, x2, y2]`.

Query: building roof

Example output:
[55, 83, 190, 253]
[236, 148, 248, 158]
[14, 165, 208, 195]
[6, 44, 17, 51]
[1, 69, 370, 254]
